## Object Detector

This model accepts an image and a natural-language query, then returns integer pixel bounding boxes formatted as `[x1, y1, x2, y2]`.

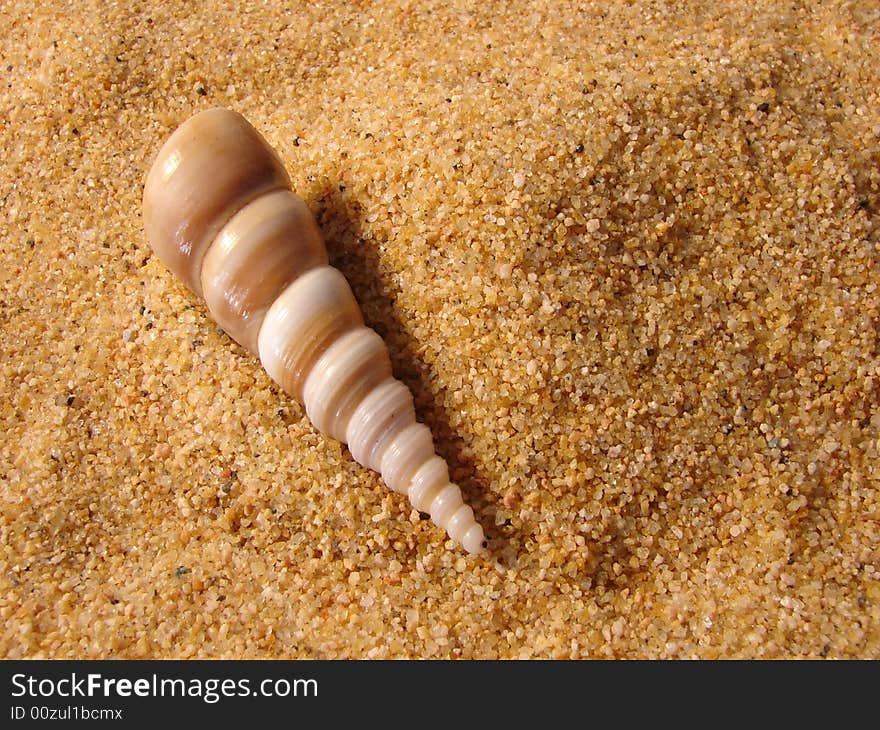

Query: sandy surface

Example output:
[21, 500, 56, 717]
[1, 0, 878, 658]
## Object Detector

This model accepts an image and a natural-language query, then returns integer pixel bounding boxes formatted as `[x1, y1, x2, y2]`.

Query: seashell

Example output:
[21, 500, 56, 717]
[143, 107, 487, 555]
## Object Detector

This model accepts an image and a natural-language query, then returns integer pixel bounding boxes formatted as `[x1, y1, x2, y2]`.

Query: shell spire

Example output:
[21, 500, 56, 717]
[143, 107, 487, 555]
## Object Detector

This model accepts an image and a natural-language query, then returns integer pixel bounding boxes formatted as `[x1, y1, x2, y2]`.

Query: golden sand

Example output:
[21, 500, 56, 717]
[1, 0, 878, 658]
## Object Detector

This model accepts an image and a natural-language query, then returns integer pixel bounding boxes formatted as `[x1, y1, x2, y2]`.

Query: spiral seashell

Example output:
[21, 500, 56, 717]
[143, 107, 487, 555]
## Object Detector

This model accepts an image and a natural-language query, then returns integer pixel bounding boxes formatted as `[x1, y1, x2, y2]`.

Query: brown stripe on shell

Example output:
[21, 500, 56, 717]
[200, 189, 328, 354]
[143, 107, 290, 296]
[257, 266, 364, 401]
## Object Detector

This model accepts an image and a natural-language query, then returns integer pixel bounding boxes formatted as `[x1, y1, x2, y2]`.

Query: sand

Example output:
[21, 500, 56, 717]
[1, 0, 878, 658]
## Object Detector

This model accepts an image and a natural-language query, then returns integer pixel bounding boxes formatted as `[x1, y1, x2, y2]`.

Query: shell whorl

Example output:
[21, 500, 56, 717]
[143, 107, 487, 555]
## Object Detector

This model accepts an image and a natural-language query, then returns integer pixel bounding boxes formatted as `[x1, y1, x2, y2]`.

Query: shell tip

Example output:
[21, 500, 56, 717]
[462, 524, 488, 556]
